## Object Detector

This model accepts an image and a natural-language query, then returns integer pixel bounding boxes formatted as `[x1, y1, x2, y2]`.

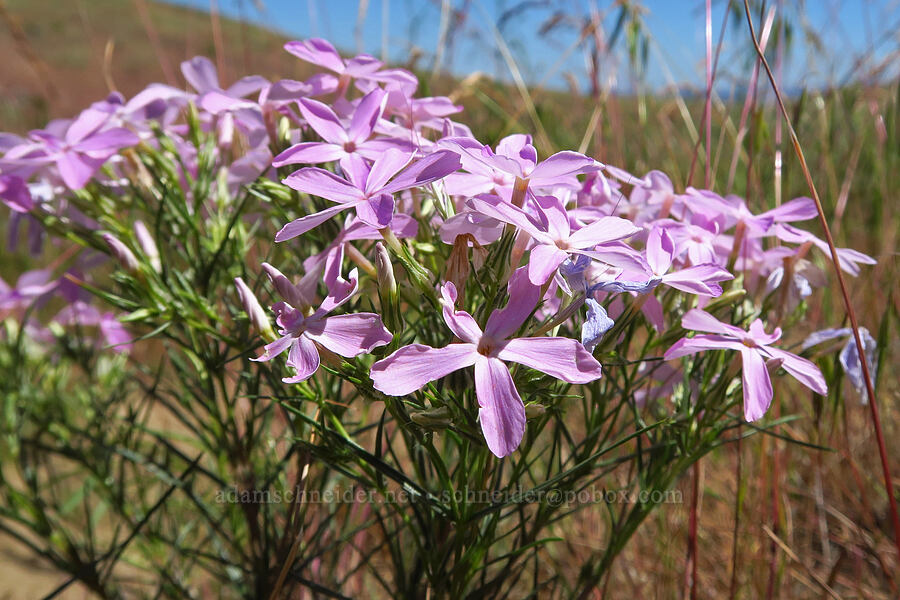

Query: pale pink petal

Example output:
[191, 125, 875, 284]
[661, 264, 733, 296]
[298, 98, 348, 144]
[680, 309, 746, 338]
[646, 227, 675, 275]
[467, 195, 548, 241]
[251, 334, 295, 362]
[371, 343, 478, 395]
[568, 216, 640, 249]
[272, 142, 345, 166]
[282, 168, 363, 203]
[528, 244, 568, 285]
[305, 313, 392, 357]
[283, 335, 321, 383]
[765, 348, 828, 396]
[284, 39, 346, 74]
[347, 88, 386, 142]
[181, 56, 220, 93]
[497, 337, 603, 383]
[380, 149, 461, 195]
[484, 266, 542, 340]
[275, 204, 353, 242]
[762, 196, 817, 223]
[664, 334, 746, 359]
[529, 150, 596, 182]
[225, 75, 269, 98]
[475, 356, 526, 457]
[75, 128, 139, 152]
[364, 149, 414, 194]
[440, 282, 483, 343]
[741, 348, 773, 421]
[57, 153, 103, 190]
[354, 194, 395, 228]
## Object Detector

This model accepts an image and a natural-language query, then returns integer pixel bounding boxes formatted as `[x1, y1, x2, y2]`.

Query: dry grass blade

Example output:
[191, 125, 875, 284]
[761, 525, 842, 599]
[742, 0, 900, 563]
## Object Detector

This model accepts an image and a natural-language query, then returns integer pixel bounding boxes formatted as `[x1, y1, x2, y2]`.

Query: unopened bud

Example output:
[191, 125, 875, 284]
[102, 233, 139, 272]
[765, 357, 785, 377]
[261, 262, 307, 308]
[524, 403, 546, 419]
[375, 242, 400, 334]
[445, 235, 471, 300]
[409, 406, 453, 428]
[234, 277, 275, 341]
[375, 242, 396, 296]
[133, 220, 161, 273]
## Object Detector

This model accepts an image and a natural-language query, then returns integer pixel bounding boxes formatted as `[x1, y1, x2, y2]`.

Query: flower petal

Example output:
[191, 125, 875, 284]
[283, 335, 321, 383]
[664, 334, 745, 360]
[568, 216, 640, 249]
[305, 313, 392, 357]
[527, 244, 568, 285]
[283, 168, 362, 203]
[680, 309, 746, 338]
[348, 88, 386, 142]
[298, 97, 348, 144]
[251, 334, 295, 362]
[484, 266, 541, 340]
[371, 343, 478, 395]
[274, 203, 352, 242]
[439, 281, 483, 344]
[474, 356, 526, 457]
[273, 142, 345, 167]
[497, 336, 603, 384]
[766, 347, 828, 396]
[741, 348, 773, 421]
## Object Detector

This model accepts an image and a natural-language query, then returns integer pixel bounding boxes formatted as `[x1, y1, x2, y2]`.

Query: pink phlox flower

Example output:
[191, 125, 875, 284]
[441, 134, 598, 197]
[1, 108, 139, 190]
[276, 148, 460, 241]
[370, 268, 603, 457]
[664, 309, 827, 421]
[467, 193, 642, 285]
[773, 223, 876, 277]
[272, 88, 413, 172]
[283, 38, 390, 96]
[252, 263, 392, 383]
[643, 226, 733, 296]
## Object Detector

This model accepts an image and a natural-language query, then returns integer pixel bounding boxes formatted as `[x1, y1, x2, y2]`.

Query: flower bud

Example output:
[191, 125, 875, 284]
[261, 262, 308, 308]
[409, 406, 453, 428]
[445, 235, 471, 302]
[102, 233, 139, 273]
[524, 403, 546, 419]
[133, 220, 161, 273]
[234, 277, 275, 341]
[375, 242, 400, 334]
[375, 242, 396, 297]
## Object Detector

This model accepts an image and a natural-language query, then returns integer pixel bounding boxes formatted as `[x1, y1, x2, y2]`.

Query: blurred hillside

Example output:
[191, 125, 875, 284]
[0, 0, 305, 132]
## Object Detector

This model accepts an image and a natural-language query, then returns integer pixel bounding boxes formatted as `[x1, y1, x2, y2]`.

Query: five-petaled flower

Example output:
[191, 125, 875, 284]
[371, 268, 603, 457]
[252, 263, 392, 383]
[664, 309, 827, 421]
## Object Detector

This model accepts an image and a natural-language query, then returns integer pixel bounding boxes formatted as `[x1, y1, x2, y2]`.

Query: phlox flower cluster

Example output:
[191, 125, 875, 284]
[0, 38, 877, 457]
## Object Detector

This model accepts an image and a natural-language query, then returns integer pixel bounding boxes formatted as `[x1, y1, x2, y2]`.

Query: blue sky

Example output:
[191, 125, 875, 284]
[164, 0, 898, 93]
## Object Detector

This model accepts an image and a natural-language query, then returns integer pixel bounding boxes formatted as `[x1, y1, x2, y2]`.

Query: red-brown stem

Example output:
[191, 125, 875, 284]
[728, 427, 743, 598]
[765, 394, 781, 599]
[685, 0, 728, 188]
[683, 461, 701, 600]
[743, 0, 900, 560]
[686, 5, 713, 598]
